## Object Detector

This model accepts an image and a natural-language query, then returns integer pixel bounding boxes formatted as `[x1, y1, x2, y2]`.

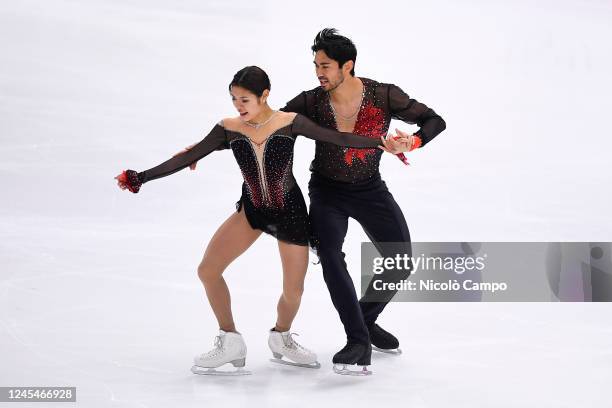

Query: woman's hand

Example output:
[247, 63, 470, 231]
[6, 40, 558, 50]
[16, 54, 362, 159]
[378, 129, 421, 154]
[173, 143, 198, 170]
[115, 173, 128, 190]
[114, 170, 142, 193]
[378, 133, 410, 154]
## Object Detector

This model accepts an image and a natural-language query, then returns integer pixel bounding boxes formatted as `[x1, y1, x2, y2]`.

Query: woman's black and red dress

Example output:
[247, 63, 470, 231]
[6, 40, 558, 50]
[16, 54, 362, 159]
[119, 113, 381, 246]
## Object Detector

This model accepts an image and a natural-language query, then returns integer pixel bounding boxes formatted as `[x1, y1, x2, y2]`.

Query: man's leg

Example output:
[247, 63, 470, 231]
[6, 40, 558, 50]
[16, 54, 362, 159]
[350, 182, 412, 327]
[309, 187, 370, 345]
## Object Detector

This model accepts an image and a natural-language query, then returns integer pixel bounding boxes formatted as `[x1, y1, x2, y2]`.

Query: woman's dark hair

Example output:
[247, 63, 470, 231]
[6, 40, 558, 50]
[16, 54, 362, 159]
[311, 28, 357, 76]
[228, 66, 271, 97]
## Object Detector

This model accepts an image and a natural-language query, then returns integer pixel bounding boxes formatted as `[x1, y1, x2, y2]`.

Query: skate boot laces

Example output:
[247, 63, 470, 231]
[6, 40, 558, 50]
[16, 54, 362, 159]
[282, 332, 310, 353]
[199, 334, 224, 359]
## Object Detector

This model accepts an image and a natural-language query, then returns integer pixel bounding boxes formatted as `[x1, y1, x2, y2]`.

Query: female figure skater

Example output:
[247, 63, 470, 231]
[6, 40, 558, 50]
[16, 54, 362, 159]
[114, 66, 406, 375]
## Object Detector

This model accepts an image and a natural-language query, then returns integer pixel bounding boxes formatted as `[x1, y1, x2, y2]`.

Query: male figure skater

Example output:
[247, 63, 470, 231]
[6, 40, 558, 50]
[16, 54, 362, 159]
[280, 28, 446, 375]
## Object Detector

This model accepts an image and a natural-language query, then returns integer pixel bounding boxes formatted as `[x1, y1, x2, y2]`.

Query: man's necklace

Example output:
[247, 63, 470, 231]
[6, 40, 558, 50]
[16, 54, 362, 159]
[330, 87, 365, 121]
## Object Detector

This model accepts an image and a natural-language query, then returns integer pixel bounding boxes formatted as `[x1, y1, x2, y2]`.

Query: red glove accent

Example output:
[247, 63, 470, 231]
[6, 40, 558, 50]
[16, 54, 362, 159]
[396, 152, 409, 166]
[116, 169, 142, 193]
[390, 134, 422, 166]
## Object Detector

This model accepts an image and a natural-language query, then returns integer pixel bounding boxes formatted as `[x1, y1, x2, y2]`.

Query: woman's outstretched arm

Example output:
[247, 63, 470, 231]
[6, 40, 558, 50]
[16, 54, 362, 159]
[115, 122, 228, 193]
[290, 113, 382, 148]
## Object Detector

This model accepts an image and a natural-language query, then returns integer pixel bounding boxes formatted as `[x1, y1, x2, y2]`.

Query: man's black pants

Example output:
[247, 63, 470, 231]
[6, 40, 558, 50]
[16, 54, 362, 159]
[308, 172, 412, 345]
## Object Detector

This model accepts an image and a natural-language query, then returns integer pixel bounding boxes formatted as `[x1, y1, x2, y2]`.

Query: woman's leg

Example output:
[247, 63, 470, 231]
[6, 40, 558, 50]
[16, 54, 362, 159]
[197, 207, 262, 332]
[274, 241, 309, 332]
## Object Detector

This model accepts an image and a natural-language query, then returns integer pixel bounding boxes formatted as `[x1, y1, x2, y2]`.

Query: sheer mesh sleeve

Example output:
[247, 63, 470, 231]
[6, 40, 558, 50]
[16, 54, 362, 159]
[138, 123, 228, 184]
[387, 84, 446, 147]
[291, 113, 381, 148]
[280, 92, 308, 115]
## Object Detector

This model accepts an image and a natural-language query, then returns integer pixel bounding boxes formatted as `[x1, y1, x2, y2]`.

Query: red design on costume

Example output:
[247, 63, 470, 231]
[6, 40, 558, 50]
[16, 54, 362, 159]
[243, 173, 263, 208]
[269, 179, 285, 209]
[343, 103, 386, 165]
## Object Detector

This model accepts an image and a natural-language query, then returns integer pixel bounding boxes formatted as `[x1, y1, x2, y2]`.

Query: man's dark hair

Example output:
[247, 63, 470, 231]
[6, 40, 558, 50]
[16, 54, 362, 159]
[311, 28, 357, 76]
[228, 66, 271, 97]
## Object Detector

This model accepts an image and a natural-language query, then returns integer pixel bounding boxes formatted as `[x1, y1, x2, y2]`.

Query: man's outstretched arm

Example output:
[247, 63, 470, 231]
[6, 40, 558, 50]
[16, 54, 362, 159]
[387, 84, 446, 148]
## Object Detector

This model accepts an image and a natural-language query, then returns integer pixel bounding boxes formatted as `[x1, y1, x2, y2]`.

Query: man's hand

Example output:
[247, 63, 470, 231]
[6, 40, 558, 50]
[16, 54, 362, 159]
[378, 128, 416, 154]
[173, 143, 198, 170]
[378, 128, 421, 154]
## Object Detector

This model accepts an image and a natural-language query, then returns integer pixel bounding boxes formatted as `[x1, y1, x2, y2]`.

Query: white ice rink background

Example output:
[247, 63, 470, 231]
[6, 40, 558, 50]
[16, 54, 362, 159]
[1, 0, 611, 407]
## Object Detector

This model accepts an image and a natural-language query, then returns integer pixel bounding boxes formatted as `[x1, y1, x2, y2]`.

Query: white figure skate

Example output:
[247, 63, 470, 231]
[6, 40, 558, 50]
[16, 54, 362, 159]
[191, 330, 251, 376]
[268, 329, 321, 369]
